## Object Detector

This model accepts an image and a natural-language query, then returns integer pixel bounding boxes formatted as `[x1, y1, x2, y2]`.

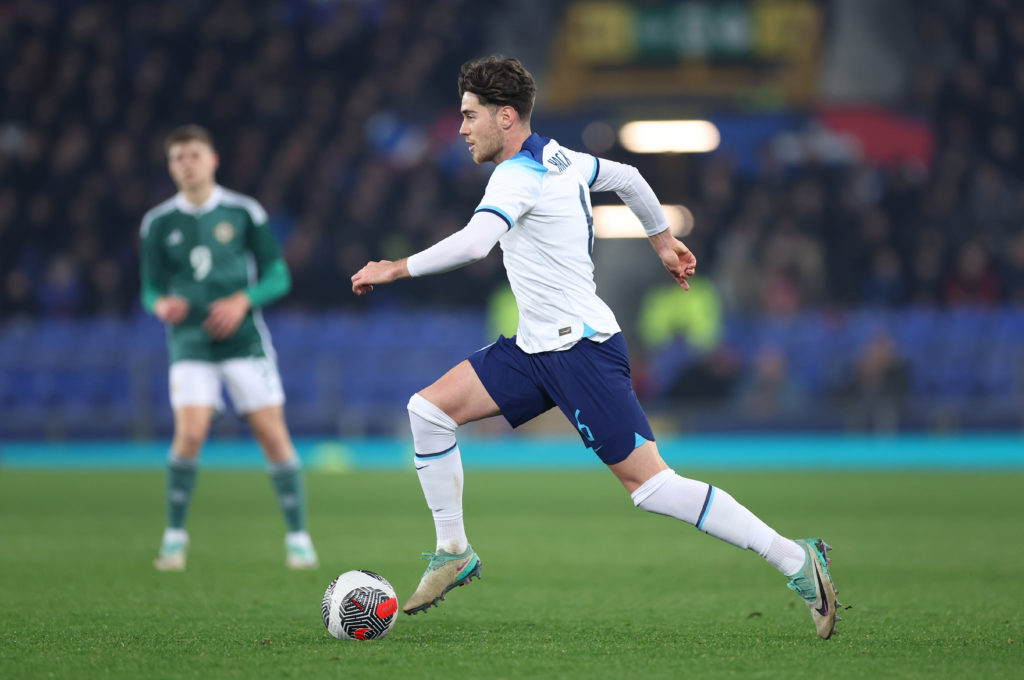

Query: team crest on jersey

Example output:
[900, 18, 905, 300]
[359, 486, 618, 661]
[166, 230, 183, 246]
[214, 221, 235, 243]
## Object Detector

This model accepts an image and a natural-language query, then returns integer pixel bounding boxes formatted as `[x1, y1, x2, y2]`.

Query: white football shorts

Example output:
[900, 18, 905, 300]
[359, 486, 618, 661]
[169, 358, 285, 415]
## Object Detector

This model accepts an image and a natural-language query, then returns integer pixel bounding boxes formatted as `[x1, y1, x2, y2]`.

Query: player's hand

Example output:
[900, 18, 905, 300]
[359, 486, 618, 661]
[154, 296, 189, 325]
[351, 259, 408, 296]
[649, 230, 697, 290]
[204, 291, 251, 339]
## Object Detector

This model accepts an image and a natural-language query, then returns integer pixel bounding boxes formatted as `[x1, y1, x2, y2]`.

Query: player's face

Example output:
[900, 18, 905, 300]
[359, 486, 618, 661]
[167, 140, 218, 193]
[459, 93, 503, 164]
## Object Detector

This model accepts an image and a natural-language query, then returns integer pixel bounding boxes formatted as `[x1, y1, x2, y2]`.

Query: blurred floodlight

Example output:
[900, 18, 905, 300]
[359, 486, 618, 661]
[593, 204, 693, 238]
[618, 120, 720, 153]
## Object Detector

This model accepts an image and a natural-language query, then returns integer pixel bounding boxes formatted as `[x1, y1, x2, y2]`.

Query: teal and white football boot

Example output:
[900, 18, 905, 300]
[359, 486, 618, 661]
[787, 538, 842, 639]
[285, 531, 319, 570]
[154, 529, 188, 571]
[403, 545, 481, 614]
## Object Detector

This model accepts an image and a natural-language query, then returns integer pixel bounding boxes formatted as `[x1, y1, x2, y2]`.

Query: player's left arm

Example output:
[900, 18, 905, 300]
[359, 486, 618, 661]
[648, 229, 697, 290]
[566, 149, 696, 289]
[205, 216, 291, 339]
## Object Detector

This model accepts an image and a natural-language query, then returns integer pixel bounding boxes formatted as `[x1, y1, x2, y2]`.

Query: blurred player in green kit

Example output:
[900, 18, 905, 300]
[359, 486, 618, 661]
[140, 125, 318, 571]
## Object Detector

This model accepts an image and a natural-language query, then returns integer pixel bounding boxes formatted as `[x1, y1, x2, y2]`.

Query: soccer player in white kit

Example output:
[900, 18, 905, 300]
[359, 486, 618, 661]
[351, 57, 842, 638]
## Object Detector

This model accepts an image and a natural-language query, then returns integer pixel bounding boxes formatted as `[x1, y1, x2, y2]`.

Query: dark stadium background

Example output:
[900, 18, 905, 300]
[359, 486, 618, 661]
[2, 0, 1023, 452]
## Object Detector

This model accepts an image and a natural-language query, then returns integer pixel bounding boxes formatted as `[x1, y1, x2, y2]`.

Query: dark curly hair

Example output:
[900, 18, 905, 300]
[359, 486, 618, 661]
[458, 56, 536, 122]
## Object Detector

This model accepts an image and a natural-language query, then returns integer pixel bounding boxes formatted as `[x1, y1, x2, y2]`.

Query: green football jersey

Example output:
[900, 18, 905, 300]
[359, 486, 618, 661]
[140, 186, 290, 363]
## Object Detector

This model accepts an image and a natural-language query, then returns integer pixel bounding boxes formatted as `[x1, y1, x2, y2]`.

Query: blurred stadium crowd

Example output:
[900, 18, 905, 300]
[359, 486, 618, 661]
[3, 0, 1023, 316]
[691, 0, 1024, 314]
[0, 0, 508, 316]
[2, 0, 1023, 436]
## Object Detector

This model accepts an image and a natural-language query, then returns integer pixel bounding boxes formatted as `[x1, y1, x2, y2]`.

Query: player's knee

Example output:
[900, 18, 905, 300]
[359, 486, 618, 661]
[255, 433, 293, 463]
[173, 429, 206, 456]
[629, 468, 676, 511]
[408, 393, 458, 452]
[406, 393, 426, 419]
[407, 394, 456, 431]
[248, 415, 291, 457]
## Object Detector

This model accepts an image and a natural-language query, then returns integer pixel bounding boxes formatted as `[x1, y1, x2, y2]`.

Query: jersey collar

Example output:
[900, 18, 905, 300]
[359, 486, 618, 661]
[174, 185, 224, 216]
[516, 133, 552, 163]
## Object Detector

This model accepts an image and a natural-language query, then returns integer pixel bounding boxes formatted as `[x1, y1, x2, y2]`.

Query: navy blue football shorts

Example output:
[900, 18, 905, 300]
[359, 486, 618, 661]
[467, 333, 655, 465]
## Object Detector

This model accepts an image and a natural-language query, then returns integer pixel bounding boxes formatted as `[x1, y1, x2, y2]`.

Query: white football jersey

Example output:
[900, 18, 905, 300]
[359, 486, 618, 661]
[475, 134, 620, 353]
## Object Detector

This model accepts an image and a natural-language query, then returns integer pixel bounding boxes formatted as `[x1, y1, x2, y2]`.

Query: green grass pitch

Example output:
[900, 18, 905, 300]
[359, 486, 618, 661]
[1, 466, 1021, 679]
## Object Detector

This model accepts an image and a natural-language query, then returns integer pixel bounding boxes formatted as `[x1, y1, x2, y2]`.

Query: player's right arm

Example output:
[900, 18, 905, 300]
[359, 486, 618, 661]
[353, 162, 534, 295]
[351, 212, 507, 295]
[140, 212, 189, 324]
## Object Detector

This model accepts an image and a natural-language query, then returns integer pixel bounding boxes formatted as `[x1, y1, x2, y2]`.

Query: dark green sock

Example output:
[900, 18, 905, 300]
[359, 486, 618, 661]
[270, 460, 306, 533]
[167, 454, 198, 529]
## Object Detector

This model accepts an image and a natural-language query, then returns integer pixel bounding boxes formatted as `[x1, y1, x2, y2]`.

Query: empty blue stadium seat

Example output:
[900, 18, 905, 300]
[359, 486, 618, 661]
[4, 306, 1022, 436]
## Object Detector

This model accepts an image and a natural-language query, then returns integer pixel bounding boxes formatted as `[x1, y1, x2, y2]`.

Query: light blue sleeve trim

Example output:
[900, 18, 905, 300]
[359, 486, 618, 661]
[476, 205, 514, 229]
[589, 157, 600, 186]
[697, 486, 716, 531]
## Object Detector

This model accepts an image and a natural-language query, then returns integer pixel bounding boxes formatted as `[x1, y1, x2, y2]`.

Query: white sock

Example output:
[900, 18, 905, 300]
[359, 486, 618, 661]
[162, 527, 188, 543]
[768, 535, 808, 576]
[286, 531, 313, 548]
[408, 393, 468, 554]
[631, 469, 805, 575]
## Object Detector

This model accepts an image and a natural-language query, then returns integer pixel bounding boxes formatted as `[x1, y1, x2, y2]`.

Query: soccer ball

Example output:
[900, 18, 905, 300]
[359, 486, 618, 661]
[321, 570, 399, 640]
